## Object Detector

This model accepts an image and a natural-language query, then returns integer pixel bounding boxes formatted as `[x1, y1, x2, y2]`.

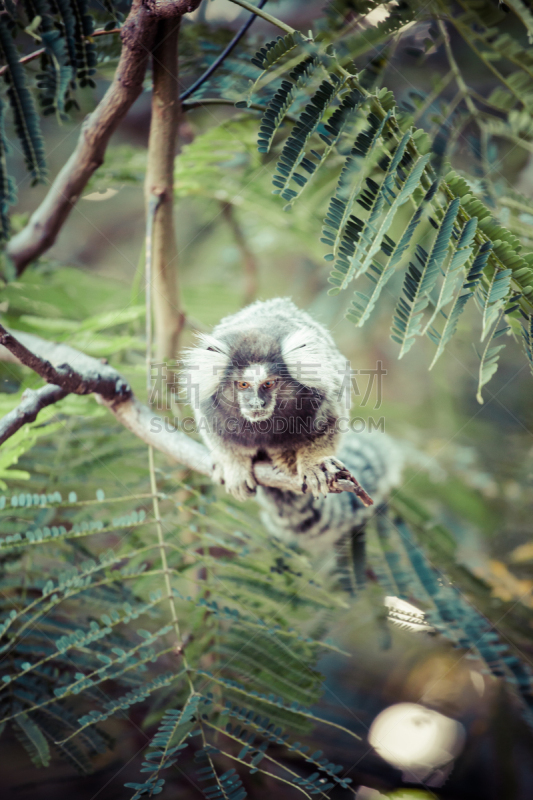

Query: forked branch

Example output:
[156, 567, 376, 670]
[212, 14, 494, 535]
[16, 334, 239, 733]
[0, 328, 373, 503]
[5, 0, 202, 274]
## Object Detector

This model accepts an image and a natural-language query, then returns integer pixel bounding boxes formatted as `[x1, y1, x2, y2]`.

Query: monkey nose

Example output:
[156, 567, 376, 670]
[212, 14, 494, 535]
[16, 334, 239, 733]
[250, 397, 265, 408]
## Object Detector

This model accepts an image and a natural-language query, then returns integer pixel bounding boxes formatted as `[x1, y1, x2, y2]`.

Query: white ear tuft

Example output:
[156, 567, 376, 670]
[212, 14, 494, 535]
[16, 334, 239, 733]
[281, 328, 309, 357]
[181, 334, 230, 404]
[195, 333, 230, 356]
[281, 327, 326, 389]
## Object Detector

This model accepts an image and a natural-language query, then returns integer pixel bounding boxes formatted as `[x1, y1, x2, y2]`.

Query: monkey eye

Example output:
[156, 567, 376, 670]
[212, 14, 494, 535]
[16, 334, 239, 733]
[237, 381, 250, 390]
[262, 379, 276, 389]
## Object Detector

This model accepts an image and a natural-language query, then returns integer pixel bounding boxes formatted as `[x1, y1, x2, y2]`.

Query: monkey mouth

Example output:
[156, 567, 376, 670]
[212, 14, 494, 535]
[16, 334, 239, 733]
[242, 409, 272, 422]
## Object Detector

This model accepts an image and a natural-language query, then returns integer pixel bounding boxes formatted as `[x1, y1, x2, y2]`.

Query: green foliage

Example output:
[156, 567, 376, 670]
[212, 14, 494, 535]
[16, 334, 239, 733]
[0, 16, 47, 185]
[250, 33, 300, 73]
[68, 0, 97, 88]
[0, 96, 16, 239]
[2, 3, 533, 790]
[0, 376, 532, 791]
[0, 0, 104, 236]
[374, 501, 533, 731]
[31, 0, 74, 116]
[233, 1, 533, 399]
[257, 55, 320, 154]
[427, 240, 491, 368]
[126, 695, 200, 799]
[0, 458, 355, 793]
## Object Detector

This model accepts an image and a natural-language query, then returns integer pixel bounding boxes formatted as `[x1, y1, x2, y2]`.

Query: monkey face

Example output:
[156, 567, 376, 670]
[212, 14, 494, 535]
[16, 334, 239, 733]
[233, 363, 280, 422]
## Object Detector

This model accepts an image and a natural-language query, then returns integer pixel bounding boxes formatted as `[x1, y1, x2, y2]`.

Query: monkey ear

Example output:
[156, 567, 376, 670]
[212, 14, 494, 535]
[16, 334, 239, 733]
[181, 334, 230, 402]
[195, 333, 230, 356]
[281, 328, 306, 361]
[281, 328, 308, 358]
[281, 328, 326, 389]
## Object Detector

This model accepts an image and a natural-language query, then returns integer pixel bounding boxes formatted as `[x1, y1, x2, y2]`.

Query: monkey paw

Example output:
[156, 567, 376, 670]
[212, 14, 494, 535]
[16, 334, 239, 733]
[212, 459, 257, 502]
[298, 456, 348, 499]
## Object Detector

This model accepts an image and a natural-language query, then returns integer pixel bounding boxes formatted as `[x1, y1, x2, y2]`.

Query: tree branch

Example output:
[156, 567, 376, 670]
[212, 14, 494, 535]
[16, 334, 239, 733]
[0, 385, 67, 446]
[5, 0, 202, 275]
[0, 329, 373, 504]
[4, 0, 272, 277]
[145, 18, 184, 362]
[0, 324, 131, 400]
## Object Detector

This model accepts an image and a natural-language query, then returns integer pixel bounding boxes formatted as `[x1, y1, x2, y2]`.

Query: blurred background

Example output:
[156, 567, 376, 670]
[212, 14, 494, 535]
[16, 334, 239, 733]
[1, 1, 533, 798]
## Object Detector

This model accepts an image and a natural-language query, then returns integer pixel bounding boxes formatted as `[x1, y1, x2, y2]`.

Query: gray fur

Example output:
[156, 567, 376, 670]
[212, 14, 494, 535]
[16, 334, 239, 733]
[257, 430, 402, 558]
[183, 298, 351, 501]
[184, 298, 402, 574]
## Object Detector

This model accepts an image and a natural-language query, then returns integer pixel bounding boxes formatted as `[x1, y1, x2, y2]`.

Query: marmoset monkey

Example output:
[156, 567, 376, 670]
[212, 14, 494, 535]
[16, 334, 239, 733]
[184, 298, 375, 502]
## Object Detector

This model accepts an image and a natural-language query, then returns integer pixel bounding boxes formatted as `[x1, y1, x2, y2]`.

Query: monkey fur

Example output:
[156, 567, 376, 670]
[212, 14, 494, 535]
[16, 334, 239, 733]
[183, 298, 400, 514]
[183, 298, 357, 501]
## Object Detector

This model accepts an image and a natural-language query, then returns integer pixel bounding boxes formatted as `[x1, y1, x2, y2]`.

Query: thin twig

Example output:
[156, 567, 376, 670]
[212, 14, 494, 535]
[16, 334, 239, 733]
[221, 201, 258, 304]
[182, 97, 266, 113]
[145, 194, 164, 389]
[227, 0, 295, 34]
[438, 18, 478, 118]
[0, 27, 121, 77]
[143, 183, 189, 665]
[180, 0, 269, 100]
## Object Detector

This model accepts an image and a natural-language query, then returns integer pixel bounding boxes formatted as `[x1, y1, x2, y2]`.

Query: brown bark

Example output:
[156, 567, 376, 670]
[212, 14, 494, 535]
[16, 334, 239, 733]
[6, 0, 202, 274]
[0, 324, 131, 400]
[144, 18, 184, 362]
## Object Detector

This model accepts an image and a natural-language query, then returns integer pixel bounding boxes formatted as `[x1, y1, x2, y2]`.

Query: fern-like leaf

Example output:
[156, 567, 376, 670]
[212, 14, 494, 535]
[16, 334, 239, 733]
[72, 672, 181, 739]
[38, 31, 74, 116]
[478, 266, 513, 341]
[392, 196, 461, 357]
[251, 33, 298, 71]
[345, 180, 438, 325]
[422, 215, 478, 335]
[281, 85, 364, 207]
[0, 97, 16, 239]
[247, 33, 300, 103]
[272, 75, 345, 203]
[322, 109, 389, 265]
[429, 241, 493, 368]
[31, 0, 73, 116]
[195, 747, 247, 800]
[54, 0, 78, 79]
[330, 135, 431, 296]
[0, 17, 47, 183]
[69, 0, 97, 88]
[223, 702, 352, 791]
[257, 55, 319, 153]
[349, 134, 430, 278]
[14, 711, 51, 767]
[476, 305, 510, 403]
[125, 694, 201, 799]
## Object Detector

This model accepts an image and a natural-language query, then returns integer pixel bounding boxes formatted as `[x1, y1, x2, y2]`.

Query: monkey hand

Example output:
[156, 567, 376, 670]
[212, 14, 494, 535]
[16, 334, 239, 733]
[297, 455, 349, 499]
[212, 454, 257, 502]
